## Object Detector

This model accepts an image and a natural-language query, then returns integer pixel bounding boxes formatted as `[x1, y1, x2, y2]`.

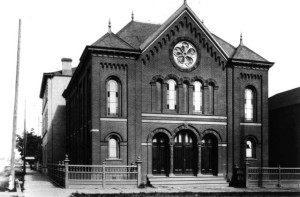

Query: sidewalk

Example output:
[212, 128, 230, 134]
[22, 169, 300, 197]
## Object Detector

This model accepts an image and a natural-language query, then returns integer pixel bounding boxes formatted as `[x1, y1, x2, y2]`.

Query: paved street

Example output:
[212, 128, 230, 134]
[20, 169, 300, 197]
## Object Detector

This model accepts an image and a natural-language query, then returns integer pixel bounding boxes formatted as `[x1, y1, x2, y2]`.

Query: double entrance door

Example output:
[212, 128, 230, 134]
[173, 131, 197, 175]
[152, 130, 218, 176]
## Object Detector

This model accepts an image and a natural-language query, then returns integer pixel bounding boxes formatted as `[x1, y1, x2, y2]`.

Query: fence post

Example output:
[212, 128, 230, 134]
[244, 161, 249, 188]
[277, 164, 281, 187]
[136, 156, 142, 187]
[102, 162, 106, 188]
[64, 155, 70, 188]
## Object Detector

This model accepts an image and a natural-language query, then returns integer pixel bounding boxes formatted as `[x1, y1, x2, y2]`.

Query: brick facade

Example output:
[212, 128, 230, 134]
[62, 3, 274, 184]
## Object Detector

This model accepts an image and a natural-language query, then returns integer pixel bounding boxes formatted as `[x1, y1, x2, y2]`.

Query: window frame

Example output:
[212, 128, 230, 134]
[245, 137, 256, 159]
[106, 78, 121, 117]
[193, 81, 203, 114]
[166, 79, 177, 111]
[108, 136, 120, 159]
[244, 87, 256, 122]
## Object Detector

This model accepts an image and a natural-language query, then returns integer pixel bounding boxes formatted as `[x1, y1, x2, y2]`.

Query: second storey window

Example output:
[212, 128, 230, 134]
[245, 88, 254, 121]
[167, 79, 177, 110]
[193, 81, 203, 113]
[107, 79, 119, 116]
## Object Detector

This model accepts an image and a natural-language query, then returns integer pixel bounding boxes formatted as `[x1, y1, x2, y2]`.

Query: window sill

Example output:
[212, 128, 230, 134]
[105, 158, 122, 161]
[245, 158, 257, 161]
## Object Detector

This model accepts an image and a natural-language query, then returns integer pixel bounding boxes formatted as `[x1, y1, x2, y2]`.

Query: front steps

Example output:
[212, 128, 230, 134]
[148, 175, 228, 187]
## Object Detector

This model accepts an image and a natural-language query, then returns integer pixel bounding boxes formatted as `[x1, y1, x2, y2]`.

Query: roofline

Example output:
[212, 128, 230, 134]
[79, 45, 141, 61]
[64, 46, 141, 98]
[39, 72, 73, 98]
[39, 73, 53, 98]
[229, 58, 274, 69]
[140, 4, 229, 60]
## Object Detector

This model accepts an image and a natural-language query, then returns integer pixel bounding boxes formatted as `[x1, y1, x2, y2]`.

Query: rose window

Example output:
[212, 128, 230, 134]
[173, 41, 197, 69]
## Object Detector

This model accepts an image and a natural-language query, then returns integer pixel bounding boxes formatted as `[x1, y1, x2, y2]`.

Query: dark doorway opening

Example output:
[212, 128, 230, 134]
[174, 130, 197, 175]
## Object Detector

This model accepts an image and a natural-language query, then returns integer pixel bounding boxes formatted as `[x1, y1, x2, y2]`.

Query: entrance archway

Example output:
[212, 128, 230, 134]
[152, 133, 170, 175]
[201, 133, 218, 175]
[174, 130, 198, 175]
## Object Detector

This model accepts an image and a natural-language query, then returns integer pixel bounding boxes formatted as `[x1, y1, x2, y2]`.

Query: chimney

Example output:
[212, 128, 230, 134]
[61, 58, 72, 76]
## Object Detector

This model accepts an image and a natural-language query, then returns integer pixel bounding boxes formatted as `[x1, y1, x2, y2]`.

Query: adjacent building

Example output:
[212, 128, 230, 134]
[269, 87, 300, 167]
[39, 58, 75, 172]
[60, 2, 274, 185]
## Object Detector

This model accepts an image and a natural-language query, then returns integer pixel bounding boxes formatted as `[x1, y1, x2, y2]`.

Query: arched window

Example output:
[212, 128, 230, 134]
[107, 79, 120, 116]
[183, 83, 189, 113]
[108, 137, 119, 158]
[245, 138, 256, 158]
[245, 88, 255, 121]
[167, 79, 177, 110]
[208, 83, 214, 114]
[193, 81, 203, 113]
[156, 80, 162, 112]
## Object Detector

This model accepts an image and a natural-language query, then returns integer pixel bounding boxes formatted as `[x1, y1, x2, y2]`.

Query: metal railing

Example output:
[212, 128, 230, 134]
[47, 155, 142, 188]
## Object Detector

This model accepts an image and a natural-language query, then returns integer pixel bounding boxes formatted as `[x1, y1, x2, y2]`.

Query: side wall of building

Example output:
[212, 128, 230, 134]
[269, 103, 300, 167]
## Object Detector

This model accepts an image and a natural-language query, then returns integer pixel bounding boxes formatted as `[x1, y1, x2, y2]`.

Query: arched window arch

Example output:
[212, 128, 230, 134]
[107, 79, 121, 116]
[156, 80, 163, 112]
[245, 137, 256, 159]
[208, 83, 214, 114]
[183, 82, 189, 113]
[108, 137, 120, 158]
[193, 81, 203, 113]
[244, 87, 256, 121]
[167, 79, 177, 110]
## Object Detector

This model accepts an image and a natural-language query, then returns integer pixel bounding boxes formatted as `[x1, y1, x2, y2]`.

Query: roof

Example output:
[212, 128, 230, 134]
[212, 34, 236, 57]
[116, 21, 161, 49]
[92, 32, 134, 49]
[39, 67, 76, 98]
[269, 87, 300, 110]
[232, 43, 268, 62]
[90, 2, 271, 63]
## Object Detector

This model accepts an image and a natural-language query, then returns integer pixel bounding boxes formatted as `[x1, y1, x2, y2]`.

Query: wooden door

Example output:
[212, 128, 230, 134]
[174, 131, 197, 175]
[201, 135, 218, 175]
[152, 133, 169, 175]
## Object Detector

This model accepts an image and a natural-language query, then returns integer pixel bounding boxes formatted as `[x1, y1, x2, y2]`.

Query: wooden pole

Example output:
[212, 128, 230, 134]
[9, 19, 22, 190]
[23, 101, 27, 174]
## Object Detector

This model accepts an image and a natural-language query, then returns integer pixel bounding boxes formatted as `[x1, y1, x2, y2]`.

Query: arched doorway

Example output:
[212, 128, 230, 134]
[174, 130, 198, 175]
[201, 134, 218, 175]
[152, 133, 169, 175]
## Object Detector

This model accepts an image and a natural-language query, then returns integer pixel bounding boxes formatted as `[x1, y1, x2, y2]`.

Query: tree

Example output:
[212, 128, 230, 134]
[16, 129, 42, 168]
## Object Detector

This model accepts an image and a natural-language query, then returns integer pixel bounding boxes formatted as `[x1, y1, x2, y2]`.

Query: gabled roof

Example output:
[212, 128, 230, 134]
[92, 32, 134, 50]
[232, 43, 268, 62]
[39, 67, 76, 98]
[89, 2, 272, 64]
[139, 3, 230, 60]
[116, 21, 161, 49]
[269, 87, 300, 110]
[212, 34, 236, 58]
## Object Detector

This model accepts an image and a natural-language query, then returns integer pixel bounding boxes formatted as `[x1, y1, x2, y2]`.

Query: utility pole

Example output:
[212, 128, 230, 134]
[9, 19, 22, 190]
[23, 101, 27, 174]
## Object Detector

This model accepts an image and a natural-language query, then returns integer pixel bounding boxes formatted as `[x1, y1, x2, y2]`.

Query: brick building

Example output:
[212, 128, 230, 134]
[62, 2, 274, 184]
[269, 87, 300, 167]
[39, 58, 75, 172]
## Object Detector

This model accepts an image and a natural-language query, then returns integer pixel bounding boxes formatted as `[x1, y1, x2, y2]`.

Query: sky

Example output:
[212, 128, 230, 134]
[0, 0, 299, 159]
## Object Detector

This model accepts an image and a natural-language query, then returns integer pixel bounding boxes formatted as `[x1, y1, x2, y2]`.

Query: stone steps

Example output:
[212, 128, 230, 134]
[148, 175, 228, 187]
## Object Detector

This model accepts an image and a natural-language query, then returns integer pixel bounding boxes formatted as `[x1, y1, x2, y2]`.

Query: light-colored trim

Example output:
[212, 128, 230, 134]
[218, 144, 227, 147]
[142, 119, 226, 125]
[240, 123, 262, 126]
[90, 129, 99, 132]
[100, 118, 128, 122]
[141, 142, 152, 146]
[142, 113, 227, 120]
